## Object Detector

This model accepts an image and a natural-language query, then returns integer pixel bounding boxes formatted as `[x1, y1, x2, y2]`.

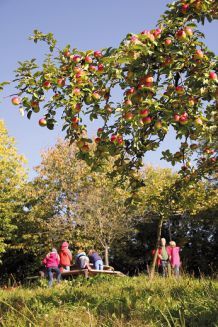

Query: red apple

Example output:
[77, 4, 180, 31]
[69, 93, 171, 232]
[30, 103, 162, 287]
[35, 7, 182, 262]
[173, 114, 180, 122]
[81, 144, 90, 153]
[75, 70, 86, 79]
[124, 99, 132, 106]
[140, 109, 149, 117]
[71, 116, 79, 124]
[43, 81, 51, 89]
[179, 115, 188, 125]
[175, 86, 185, 94]
[181, 4, 189, 13]
[97, 64, 104, 73]
[209, 72, 217, 81]
[164, 38, 172, 45]
[92, 91, 101, 101]
[194, 49, 204, 60]
[74, 103, 82, 113]
[95, 137, 101, 144]
[117, 136, 124, 145]
[126, 87, 136, 96]
[124, 112, 134, 121]
[97, 128, 103, 135]
[73, 88, 81, 96]
[63, 50, 71, 57]
[94, 50, 102, 58]
[152, 28, 162, 39]
[89, 65, 97, 72]
[130, 35, 140, 44]
[39, 118, 47, 127]
[184, 27, 193, 37]
[142, 116, 152, 124]
[57, 78, 65, 87]
[31, 101, 40, 112]
[176, 29, 187, 40]
[71, 55, 81, 63]
[111, 134, 117, 142]
[11, 96, 21, 105]
[85, 56, 92, 64]
[105, 105, 112, 113]
[144, 75, 154, 83]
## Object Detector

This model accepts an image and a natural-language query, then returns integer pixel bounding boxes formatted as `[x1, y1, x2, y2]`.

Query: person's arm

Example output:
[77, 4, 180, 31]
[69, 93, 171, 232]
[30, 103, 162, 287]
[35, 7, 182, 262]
[57, 254, 60, 265]
[68, 250, 72, 261]
[157, 249, 162, 260]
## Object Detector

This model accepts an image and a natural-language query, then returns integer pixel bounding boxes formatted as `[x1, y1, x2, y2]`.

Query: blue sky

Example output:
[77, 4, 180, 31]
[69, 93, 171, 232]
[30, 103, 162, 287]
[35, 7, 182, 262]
[0, 0, 217, 179]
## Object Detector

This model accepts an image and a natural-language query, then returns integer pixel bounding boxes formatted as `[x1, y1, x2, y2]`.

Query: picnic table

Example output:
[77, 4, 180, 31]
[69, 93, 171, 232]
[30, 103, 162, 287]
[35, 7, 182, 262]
[61, 264, 125, 278]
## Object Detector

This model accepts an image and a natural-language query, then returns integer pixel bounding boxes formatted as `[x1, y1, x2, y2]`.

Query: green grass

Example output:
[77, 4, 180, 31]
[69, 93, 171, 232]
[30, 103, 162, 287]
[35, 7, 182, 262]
[0, 275, 217, 326]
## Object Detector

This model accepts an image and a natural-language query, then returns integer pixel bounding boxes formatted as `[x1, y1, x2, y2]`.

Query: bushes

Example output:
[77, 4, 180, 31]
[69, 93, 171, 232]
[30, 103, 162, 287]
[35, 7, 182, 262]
[0, 276, 217, 326]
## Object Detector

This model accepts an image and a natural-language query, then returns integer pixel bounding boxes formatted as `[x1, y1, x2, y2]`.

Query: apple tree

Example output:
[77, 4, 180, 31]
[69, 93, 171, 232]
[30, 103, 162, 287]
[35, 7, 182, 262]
[8, 0, 218, 183]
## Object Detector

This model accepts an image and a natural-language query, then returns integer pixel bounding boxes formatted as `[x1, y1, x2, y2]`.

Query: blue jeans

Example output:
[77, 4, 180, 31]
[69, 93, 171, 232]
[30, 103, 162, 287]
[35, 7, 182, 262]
[46, 267, 61, 287]
[160, 260, 168, 277]
[95, 260, 103, 270]
[173, 265, 180, 277]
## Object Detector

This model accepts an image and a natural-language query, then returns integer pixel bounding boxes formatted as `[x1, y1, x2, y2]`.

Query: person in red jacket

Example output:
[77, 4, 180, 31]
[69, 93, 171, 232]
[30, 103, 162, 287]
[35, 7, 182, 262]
[42, 248, 61, 287]
[59, 241, 72, 271]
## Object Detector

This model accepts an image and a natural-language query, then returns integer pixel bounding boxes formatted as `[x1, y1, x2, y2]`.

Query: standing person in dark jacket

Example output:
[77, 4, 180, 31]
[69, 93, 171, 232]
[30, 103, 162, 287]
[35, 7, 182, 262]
[88, 249, 104, 270]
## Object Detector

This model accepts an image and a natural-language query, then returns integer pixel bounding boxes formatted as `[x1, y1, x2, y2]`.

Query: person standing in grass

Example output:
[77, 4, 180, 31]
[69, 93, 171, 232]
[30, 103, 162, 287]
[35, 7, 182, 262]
[156, 238, 170, 277]
[42, 248, 61, 287]
[168, 241, 181, 277]
[88, 249, 104, 270]
[59, 241, 72, 271]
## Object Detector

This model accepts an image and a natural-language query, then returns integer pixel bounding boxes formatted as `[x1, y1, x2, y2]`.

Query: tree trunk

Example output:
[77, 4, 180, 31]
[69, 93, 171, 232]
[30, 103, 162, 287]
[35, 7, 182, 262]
[150, 215, 164, 279]
[104, 244, 109, 266]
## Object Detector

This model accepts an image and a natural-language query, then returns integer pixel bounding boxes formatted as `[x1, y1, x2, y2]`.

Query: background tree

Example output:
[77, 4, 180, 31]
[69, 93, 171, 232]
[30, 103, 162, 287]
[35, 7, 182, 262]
[0, 120, 27, 256]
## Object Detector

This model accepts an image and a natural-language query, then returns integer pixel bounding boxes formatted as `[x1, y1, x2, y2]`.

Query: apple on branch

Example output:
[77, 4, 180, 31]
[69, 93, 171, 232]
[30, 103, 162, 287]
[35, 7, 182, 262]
[124, 112, 134, 121]
[140, 108, 149, 117]
[84, 56, 92, 64]
[39, 118, 47, 127]
[142, 116, 152, 124]
[175, 29, 187, 41]
[209, 72, 217, 81]
[31, 101, 40, 112]
[11, 96, 21, 105]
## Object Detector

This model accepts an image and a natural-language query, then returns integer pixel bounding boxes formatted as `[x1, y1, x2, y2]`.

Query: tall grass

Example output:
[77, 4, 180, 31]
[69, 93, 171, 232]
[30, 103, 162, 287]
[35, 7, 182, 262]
[0, 275, 217, 326]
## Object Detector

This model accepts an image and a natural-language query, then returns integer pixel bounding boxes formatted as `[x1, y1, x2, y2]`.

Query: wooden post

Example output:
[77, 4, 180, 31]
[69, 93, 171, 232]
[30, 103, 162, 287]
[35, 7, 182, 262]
[105, 244, 109, 266]
[150, 215, 164, 279]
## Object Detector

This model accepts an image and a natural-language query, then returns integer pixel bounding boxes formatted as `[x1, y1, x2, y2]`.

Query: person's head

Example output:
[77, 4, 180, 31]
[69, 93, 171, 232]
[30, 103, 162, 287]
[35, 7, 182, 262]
[78, 249, 85, 254]
[61, 241, 69, 249]
[52, 248, 57, 253]
[170, 241, 176, 247]
[160, 238, 166, 246]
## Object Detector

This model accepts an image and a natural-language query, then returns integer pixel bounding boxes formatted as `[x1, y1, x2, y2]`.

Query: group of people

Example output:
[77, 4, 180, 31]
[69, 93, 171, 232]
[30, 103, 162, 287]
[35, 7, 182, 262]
[42, 238, 181, 287]
[42, 242, 103, 287]
[154, 238, 181, 277]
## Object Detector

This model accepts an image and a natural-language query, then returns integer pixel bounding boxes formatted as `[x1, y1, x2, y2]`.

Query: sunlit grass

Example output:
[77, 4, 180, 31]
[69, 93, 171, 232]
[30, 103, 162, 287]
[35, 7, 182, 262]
[0, 275, 217, 326]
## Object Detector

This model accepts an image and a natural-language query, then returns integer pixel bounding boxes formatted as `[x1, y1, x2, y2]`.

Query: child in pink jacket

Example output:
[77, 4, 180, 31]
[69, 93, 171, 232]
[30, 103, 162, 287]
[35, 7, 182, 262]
[42, 248, 61, 287]
[168, 241, 181, 277]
